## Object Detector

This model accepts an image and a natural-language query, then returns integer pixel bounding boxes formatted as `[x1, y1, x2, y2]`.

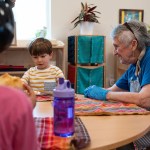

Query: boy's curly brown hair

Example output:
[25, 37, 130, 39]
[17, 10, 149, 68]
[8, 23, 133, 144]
[28, 38, 52, 56]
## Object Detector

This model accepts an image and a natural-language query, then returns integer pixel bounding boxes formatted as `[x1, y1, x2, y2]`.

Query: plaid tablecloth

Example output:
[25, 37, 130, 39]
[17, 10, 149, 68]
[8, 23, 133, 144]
[36, 95, 53, 101]
[75, 97, 150, 115]
[34, 117, 90, 150]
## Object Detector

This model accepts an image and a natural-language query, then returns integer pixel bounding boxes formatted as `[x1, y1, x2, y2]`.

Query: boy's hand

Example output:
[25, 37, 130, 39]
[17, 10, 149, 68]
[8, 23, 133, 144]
[23, 83, 36, 108]
[84, 85, 110, 101]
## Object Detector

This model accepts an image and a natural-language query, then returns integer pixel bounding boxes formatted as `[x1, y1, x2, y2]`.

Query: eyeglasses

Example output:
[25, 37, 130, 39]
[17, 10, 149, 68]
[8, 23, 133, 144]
[123, 22, 138, 42]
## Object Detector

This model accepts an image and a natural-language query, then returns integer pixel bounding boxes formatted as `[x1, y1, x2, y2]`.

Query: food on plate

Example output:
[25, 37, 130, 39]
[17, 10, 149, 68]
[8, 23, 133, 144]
[0, 73, 23, 89]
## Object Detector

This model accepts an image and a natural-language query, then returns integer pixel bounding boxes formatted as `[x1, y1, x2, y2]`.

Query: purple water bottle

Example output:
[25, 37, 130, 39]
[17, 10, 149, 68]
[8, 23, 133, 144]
[53, 78, 75, 137]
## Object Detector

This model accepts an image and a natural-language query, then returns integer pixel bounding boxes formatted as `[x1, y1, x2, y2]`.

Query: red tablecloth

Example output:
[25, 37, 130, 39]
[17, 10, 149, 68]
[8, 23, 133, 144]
[36, 95, 53, 101]
[34, 117, 90, 150]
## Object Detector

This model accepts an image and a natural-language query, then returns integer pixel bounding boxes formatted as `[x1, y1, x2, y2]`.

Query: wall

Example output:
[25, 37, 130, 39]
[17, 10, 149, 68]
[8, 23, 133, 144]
[51, 0, 150, 87]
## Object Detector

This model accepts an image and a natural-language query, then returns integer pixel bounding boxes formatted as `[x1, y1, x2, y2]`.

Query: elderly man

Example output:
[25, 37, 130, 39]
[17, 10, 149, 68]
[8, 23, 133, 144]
[84, 20, 150, 149]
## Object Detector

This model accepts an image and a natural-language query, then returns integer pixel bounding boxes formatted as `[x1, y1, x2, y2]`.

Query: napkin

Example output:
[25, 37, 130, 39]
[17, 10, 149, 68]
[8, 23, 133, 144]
[34, 117, 90, 150]
[75, 97, 150, 115]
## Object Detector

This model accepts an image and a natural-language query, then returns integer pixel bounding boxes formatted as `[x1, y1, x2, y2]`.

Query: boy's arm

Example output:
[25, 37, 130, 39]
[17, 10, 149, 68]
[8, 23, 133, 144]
[23, 83, 36, 108]
[21, 69, 30, 84]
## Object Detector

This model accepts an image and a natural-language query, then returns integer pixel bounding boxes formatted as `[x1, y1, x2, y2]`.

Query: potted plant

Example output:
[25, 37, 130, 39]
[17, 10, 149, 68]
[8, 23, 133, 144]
[71, 2, 101, 34]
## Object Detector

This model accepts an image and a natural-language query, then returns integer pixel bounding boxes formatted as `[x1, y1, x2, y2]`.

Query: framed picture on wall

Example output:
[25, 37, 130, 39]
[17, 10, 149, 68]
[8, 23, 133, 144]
[11, 22, 17, 46]
[119, 9, 144, 24]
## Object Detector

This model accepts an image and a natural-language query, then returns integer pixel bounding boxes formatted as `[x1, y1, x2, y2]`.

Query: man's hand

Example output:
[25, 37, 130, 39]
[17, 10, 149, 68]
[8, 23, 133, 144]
[84, 85, 110, 100]
[23, 83, 36, 108]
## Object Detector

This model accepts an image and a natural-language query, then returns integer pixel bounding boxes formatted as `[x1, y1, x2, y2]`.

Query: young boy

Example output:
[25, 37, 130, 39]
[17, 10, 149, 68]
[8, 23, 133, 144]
[22, 38, 65, 95]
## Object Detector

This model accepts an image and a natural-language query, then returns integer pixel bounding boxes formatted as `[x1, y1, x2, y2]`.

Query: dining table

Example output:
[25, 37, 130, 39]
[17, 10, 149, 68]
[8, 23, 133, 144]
[33, 99, 150, 150]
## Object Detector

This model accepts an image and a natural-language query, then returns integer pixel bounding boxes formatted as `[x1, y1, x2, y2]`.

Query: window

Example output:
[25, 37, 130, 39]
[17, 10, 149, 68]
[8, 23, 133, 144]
[13, 0, 51, 40]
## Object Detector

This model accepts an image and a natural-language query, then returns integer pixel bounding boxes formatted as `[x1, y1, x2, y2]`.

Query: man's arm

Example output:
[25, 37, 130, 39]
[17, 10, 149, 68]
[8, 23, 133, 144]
[107, 84, 150, 108]
[107, 84, 128, 92]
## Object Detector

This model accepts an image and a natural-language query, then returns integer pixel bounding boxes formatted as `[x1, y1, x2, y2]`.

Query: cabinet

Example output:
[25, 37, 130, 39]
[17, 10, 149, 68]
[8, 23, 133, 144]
[68, 35, 106, 94]
[0, 40, 66, 77]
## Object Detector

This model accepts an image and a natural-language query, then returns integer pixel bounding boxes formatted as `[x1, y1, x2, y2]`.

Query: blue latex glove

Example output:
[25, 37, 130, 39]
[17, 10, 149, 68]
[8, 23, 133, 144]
[84, 85, 110, 101]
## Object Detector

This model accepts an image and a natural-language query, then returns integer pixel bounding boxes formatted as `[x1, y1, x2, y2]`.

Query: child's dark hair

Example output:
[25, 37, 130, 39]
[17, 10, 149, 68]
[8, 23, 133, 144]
[28, 38, 52, 56]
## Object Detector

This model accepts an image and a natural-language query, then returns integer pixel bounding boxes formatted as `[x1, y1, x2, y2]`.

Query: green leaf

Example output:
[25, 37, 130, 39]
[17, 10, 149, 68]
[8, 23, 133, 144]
[73, 20, 82, 28]
[71, 16, 79, 23]
[81, 2, 84, 10]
